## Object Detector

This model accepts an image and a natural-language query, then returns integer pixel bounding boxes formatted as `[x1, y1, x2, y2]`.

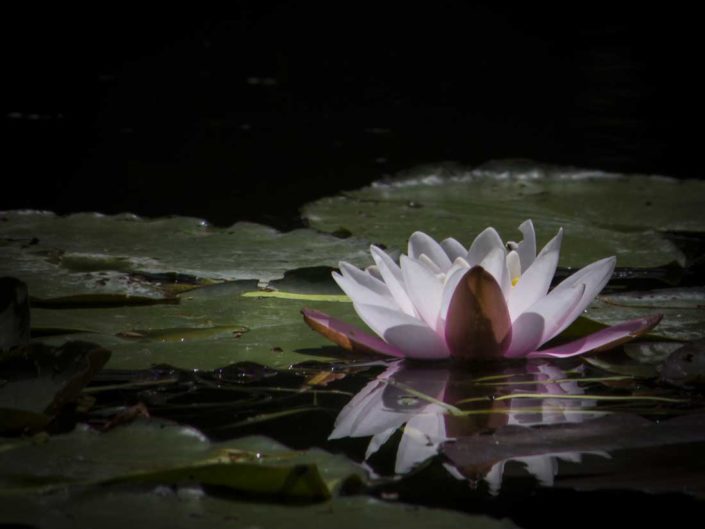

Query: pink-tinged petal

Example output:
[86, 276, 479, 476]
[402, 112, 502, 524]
[339, 261, 391, 297]
[302, 308, 406, 358]
[441, 237, 467, 262]
[507, 228, 563, 322]
[333, 272, 398, 311]
[408, 231, 452, 271]
[466, 227, 505, 267]
[444, 266, 512, 360]
[516, 219, 537, 272]
[400, 255, 444, 330]
[528, 314, 663, 359]
[503, 313, 544, 359]
[353, 303, 451, 359]
[537, 283, 587, 345]
[505, 284, 585, 358]
[543, 256, 616, 341]
[334, 262, 397, 310]
[479, 247, 509, 295]
[437, 260, 471, 334]
[370, 245, 418, 318]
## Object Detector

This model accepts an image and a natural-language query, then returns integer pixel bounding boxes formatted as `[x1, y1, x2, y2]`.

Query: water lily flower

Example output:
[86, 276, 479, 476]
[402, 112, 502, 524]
[303, 220, 661, 360]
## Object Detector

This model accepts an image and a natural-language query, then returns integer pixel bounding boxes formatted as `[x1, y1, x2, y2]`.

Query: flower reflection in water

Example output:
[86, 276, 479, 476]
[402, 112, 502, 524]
[329, 360, 607, 493]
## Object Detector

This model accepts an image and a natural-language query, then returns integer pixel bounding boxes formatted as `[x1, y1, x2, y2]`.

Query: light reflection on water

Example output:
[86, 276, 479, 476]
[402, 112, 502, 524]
[326, 358, 704, 496]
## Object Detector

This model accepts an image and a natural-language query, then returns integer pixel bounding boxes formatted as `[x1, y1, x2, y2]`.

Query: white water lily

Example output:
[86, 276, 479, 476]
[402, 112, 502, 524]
[303, 220, 661, 360]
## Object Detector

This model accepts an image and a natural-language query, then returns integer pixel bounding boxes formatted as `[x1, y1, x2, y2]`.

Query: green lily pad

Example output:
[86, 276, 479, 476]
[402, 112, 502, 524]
[301, 160, 705, 267]
[0, 211, 370, 299]
[31, 281, 361, 370]
[0, 489, 518, 529]
[586, 288, 705, 342]
[0, 419, 363, 496]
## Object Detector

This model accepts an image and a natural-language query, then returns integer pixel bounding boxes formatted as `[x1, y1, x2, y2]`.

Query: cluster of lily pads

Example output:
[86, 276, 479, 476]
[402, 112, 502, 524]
[1, 161, 704, 526]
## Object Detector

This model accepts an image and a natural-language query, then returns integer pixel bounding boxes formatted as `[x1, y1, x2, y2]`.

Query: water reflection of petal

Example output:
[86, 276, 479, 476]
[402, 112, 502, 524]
[328, 359, 602, 483]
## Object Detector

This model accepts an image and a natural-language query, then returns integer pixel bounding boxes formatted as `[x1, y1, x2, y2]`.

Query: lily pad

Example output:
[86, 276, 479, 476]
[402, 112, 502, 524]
[0, 211, 370, 299]
[442, 413, 705, 497]
[586, 288, 705, 342]
[0, 489, 518, 529]
[301, 160, 705, 268]
[0, 419, 363, 498]
[31, 282, 361, 370]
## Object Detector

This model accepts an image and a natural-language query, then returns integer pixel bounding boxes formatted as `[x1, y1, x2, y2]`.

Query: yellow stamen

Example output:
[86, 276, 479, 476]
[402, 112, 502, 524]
[511, 276, 520, 287]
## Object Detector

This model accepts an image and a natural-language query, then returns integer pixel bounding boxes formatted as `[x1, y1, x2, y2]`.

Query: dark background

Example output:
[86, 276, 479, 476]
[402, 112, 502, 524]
[5, 4, 701, 228]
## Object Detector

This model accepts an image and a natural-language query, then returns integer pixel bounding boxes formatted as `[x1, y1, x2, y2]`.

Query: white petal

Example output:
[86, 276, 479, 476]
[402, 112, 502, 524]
[521, 455, 557, 487]
[441, 237, 467, 261]
[478, 247, 509, 294]
[396, 413, 447, 474]
[437, 260, 471, 334]
[418, 254, 442, 275]
[328, 379, 387, 439]
[506, 250, 521, 283]
[484, 461, 507, 495]
[366, 427, 398, 459]
[339, 261, 389, 294]
[544, 256, 616, 340]
[338, 261, 395, 301]
[352, 302, 450, 359]
[365, 264, 383, 281]
[400, 255, 445, 329]
[466, 227, 505, 267]
[408, 231, 452, 271]
[369, 245, 418, 317]
[333, 272, 398, 311]
[516, 219, 537, 271]
[505, 283, 586, 357]
[329, 368, 408, 440]
[507, 228, 563, 322]
[444, 256, 471, 281]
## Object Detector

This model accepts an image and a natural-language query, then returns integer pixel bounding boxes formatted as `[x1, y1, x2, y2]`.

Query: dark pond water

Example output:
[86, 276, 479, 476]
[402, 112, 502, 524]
[80, 352, 705, 527]
[4, 7, 701, 229]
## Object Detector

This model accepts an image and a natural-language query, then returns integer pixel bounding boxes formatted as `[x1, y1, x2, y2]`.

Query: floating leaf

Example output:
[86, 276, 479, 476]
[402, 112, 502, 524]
[0, 211, 370, 299]
[582, 351, 660, 378]
[31, 280, 362, 370]
[0, 490, 518, 529]
[0, 419, 363, 500]
[302, 160, 705, 267]
[658, 340, 705, 388]
[115, 325, 249, 343]
[586, 288, 705, 342]
[442, 413, 705, 498]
